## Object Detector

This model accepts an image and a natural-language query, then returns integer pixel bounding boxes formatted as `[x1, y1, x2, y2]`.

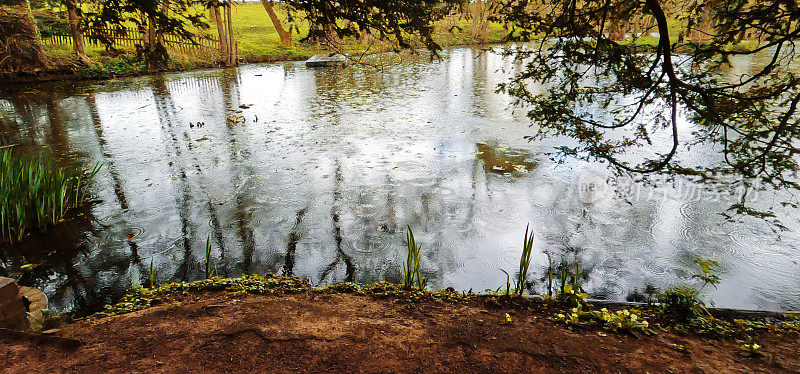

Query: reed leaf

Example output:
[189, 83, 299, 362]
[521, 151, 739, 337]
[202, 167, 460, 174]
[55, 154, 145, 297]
[205, 236, 213, 279]
[402, 226, 425, 290]
[514, 224, 535, 296]
[0, 149, 101, 243]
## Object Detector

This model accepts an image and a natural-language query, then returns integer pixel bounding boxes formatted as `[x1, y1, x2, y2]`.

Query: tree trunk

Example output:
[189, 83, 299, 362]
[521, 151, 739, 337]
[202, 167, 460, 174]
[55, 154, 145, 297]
[157, 2, 168, 46]
[147, 16, 157, 49]
[225, 4, 236, 66]
[210, 6, 229, 62]
[472, 0, 487, 42]
[261, 0, 292, 47]
[17, 0, 47, 64]
[691, 1, 714, 44]
[146, 15, 157, 70]
[141, 12, 167, 71]
[607, 18, 625, 41]
[65, 0, 91, 65]
[0, 0, 50, 74]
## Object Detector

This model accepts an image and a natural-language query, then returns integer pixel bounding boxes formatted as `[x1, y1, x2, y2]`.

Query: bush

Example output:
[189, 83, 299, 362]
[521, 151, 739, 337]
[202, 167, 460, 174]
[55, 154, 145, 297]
[658, 287, 705, 323]
[32, 9, 70, 38]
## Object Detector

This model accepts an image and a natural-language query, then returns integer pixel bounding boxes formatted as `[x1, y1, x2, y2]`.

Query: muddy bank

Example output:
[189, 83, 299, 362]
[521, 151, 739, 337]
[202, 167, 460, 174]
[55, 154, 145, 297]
[2, 278, 799, 373]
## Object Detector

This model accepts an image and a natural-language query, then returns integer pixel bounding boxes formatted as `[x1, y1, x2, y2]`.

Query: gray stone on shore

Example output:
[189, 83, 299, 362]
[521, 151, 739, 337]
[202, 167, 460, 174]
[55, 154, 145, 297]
[306, 53, 348, 68]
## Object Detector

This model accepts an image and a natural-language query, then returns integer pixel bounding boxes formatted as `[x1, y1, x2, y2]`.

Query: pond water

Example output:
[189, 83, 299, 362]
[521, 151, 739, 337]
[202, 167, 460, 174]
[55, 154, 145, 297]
[1, 47, 798, 314]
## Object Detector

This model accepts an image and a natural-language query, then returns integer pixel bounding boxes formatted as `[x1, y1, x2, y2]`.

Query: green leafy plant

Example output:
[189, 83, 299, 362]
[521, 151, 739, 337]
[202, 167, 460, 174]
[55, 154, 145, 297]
[557, 283, 589, 307]
[402, 226, 426, 290]
[692, 257, 721, 290]
[0, 149, 101, 242]
[500, 269, 511, 297]
[740, 343, 763, 357]
[658, 258, 721, 323]
[514, 225, 535, 296]
[557, 306, 653, 337]
[556, 304, 590, 325]
[559, 262, 568, 295]
[658, 286, 705, 323]
[556, 262, 587, 306]
[590, 308, 652, 336]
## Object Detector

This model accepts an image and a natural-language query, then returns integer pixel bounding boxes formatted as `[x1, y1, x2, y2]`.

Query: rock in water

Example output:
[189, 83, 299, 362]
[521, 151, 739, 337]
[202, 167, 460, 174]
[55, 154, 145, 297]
[306, 53, 348, 68]
[0, 277, 31, 331]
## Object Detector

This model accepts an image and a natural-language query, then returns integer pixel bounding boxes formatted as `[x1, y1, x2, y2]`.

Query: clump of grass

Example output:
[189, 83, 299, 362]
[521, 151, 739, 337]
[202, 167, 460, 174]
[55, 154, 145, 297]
[658, 257, 720, 323]
[402, 226, 426, 290]
[0, 149, 100, 242]
[514, 224, 535, 296]
[658, 286, 705, 323]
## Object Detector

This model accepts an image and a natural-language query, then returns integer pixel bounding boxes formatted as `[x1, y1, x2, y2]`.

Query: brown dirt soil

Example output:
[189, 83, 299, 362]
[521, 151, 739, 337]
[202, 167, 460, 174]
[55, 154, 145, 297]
[2, 292, 799, 373]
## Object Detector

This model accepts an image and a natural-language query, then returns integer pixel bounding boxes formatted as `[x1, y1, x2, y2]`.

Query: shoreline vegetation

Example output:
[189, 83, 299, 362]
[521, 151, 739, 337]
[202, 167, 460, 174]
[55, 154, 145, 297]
[4, 274, 799, 372]
[2, 2, 763, 87]
[2, 3, 510, 86]
[85, 273, 800, 326]
[7, 227, 797, 371]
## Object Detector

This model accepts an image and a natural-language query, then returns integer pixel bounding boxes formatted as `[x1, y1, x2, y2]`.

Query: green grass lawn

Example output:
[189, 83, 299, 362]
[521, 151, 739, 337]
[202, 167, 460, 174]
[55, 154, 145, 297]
[228, 3, 317, 62]
[228, 3, 509, 62]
